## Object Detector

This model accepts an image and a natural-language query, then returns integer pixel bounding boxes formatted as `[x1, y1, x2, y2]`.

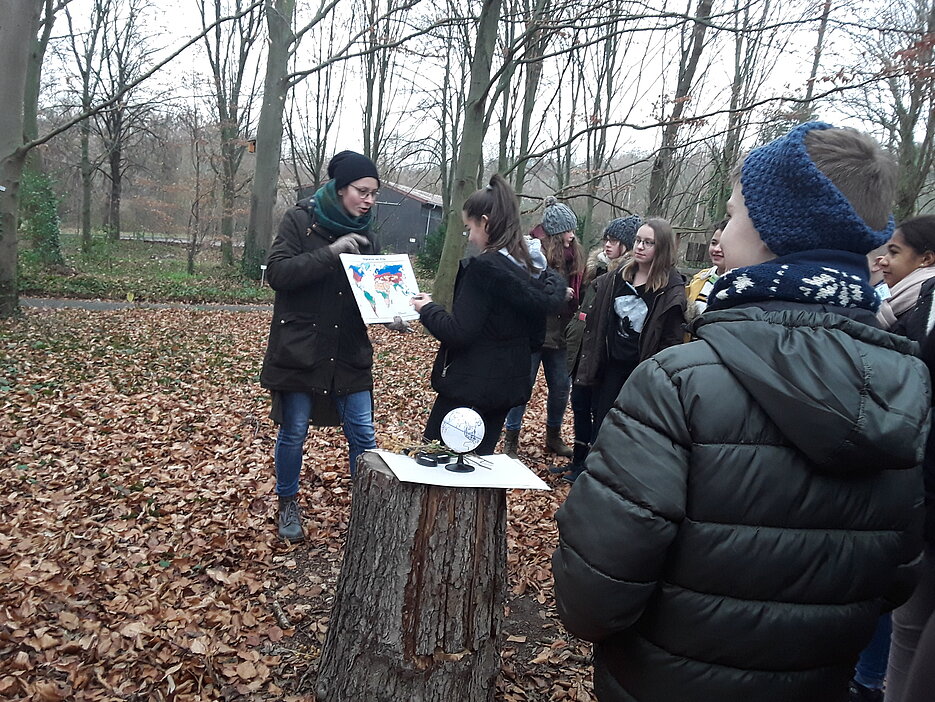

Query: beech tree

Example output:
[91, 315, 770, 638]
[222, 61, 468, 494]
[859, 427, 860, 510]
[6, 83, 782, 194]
[0, 1, 263, 317]
[94, 0, 160, 240]
[646, 0, 713, 216]
[65, 0, 110, 253]
[198, 0, 263, 266]
[283, 18, 347, 192]
[0, 2, 42, 317]
[433, 0, 504, 310]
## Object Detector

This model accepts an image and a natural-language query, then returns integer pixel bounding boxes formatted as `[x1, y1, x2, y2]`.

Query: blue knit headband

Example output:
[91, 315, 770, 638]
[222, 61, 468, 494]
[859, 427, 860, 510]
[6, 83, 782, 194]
[741, 121, 894, 257]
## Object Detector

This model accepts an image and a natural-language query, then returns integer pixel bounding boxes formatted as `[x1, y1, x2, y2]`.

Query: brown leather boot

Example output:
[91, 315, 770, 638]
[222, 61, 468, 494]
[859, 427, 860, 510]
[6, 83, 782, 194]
[502, 429, 519, 458]
[546, 426, 573, 458]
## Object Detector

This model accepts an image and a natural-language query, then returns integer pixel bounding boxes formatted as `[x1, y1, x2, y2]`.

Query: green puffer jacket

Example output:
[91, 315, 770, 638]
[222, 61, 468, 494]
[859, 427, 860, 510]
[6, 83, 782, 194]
[553, 304, 929, 702]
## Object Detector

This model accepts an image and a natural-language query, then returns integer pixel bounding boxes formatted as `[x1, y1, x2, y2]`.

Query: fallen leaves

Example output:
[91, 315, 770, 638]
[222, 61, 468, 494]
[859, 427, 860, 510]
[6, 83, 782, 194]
[1, 307, 592, 700]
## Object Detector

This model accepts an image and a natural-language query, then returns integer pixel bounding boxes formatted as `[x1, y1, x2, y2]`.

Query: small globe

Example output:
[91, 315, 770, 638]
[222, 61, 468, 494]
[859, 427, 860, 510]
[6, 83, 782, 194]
[439, 407, 485, 454]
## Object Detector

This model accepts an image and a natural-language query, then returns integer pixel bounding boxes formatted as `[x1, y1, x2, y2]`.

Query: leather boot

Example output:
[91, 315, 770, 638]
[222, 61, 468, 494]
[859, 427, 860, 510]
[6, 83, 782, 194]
[546, 426, 573, 458]
[502, 429, 519, 458]
[277, 495, 305, 543]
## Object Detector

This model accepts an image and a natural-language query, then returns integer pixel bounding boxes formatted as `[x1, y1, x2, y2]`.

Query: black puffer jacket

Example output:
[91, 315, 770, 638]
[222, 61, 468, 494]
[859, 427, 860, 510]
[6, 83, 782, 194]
[553, 304, 929, 702]
[260, 201, 378, 400]
[419, 251, 566, 411]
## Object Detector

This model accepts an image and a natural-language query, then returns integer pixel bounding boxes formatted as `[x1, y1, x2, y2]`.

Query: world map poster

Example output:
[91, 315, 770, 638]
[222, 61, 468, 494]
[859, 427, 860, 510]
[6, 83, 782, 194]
[339, 253, 422, 324]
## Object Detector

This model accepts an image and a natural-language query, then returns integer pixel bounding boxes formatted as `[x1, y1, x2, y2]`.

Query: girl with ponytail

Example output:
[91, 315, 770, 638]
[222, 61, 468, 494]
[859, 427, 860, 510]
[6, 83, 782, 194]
[413, 174, 567, 453]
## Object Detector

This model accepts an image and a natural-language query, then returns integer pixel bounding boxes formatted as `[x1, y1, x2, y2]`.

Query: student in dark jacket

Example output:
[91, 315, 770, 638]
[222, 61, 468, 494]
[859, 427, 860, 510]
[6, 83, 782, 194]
[558, 216, 640, 482]
[502, 202, 585, 460]
[413, 174, 566, 454]
[850, 216, 935, 701]
[553, 122, 929, 702]
[260, 150, 382, 543]
[884, 217, 935, 702]
[573, 217, 686, 456]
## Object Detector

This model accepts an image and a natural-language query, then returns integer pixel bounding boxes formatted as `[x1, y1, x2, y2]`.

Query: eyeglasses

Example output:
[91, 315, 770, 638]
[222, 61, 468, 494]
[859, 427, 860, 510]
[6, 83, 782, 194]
[349, 184, 380, 200]
[634, 238, 655, 248]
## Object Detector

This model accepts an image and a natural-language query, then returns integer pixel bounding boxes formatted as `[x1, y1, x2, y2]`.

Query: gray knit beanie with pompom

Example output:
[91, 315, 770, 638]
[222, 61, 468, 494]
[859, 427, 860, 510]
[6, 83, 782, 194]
[541, 196, 578, 236]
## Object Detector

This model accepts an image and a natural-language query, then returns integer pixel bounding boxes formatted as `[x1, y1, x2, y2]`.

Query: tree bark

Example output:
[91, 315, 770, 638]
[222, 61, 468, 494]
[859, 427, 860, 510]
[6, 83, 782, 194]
[646, 0, 713, 216]
[1, 1, 42, 317]
[243, 0, 295, 279]
[434, 0, 503, 312]
[317, 453, 506, 702]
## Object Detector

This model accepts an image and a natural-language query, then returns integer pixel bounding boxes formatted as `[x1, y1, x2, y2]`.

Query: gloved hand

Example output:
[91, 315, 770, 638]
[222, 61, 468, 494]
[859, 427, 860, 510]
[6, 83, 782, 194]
[386, 315, 413, 333]
[328, 233, 369, 255]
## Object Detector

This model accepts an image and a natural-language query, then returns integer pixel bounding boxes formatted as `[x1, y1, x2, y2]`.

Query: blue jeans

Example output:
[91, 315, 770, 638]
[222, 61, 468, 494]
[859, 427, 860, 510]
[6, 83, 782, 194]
[854, 613, 891, 689]
[505, 348, 570, 431]
[274, 390, 376, 496]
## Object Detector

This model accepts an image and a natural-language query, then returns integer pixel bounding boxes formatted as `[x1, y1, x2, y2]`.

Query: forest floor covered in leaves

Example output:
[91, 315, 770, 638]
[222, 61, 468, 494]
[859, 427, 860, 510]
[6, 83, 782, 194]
[0, 306, 594, 701]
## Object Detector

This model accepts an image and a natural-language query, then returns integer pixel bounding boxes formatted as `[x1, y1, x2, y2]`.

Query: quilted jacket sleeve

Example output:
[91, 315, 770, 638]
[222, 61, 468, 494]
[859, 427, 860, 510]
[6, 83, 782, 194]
[552, 355, 692, 642]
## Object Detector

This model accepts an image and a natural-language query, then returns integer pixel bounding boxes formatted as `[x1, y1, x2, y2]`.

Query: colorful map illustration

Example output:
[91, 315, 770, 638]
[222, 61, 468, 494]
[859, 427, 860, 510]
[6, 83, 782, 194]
[339, 253, 421, 324]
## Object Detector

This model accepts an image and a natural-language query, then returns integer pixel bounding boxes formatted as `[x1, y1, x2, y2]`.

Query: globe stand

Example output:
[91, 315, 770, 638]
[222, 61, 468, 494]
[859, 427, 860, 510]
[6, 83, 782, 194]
[446, 452, 474, 473]
[439, 407, 485, 475]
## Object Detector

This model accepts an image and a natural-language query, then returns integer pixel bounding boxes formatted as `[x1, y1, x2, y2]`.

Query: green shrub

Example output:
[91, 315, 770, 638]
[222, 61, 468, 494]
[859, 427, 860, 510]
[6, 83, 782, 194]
[19, 171, 65, 266]
[416, 222, 446, 276]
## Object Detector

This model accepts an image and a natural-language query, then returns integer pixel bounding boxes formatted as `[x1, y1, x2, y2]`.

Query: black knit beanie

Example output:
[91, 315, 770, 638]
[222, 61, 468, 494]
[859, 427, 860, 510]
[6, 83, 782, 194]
[327, 151, 381, 190]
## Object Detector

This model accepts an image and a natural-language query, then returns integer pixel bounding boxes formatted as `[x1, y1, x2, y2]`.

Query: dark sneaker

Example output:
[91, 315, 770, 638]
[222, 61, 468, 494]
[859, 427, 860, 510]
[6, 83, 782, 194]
[278, 496, 305, 543]
[848, 680, 883, 702]
[562, 467, 585, 484]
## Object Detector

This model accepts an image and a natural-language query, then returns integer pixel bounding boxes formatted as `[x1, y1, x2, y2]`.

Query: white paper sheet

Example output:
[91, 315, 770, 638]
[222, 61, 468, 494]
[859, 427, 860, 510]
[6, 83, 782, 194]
[370, 450, 550, 490]
[339, 253, 421, 324]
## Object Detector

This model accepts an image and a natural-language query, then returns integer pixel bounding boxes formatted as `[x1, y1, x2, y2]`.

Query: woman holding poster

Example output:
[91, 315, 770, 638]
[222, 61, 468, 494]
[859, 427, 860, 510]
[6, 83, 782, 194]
[413, 174, 567, 454]
[260, 150, 382, 544]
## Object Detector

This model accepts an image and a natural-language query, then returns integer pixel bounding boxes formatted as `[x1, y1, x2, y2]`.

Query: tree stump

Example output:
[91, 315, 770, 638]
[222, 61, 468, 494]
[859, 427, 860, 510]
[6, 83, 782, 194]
[316, 451, 506, 702]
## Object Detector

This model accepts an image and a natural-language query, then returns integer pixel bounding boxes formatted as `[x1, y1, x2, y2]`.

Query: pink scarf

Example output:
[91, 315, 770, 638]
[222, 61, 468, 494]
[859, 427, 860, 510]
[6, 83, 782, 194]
[876, 265, 935, 330]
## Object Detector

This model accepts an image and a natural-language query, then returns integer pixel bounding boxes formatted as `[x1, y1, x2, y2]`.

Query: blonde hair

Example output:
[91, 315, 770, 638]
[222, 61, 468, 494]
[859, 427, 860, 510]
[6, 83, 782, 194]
[622, 218, 678, 292]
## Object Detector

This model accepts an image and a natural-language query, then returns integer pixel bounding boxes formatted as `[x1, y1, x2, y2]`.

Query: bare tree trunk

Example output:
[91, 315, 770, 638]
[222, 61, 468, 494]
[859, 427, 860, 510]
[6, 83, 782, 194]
[801, 0, 831, 116]
[513, 0, 550, 197]
[201, 0, 263, 268]
[1, 1, 41, 317]
[317, 453, 506, 701]
[67, 0, 108, 253]
[81, 124, 93, 251]
[893, 0, 935, 219]
[243, 0, 295, 279]
[24, 0, 64, 173]
[646, 0, 713, 216]
[435, 0, 503, 312]
[107, 143, 122, 239]
[219, 141, 237, 265]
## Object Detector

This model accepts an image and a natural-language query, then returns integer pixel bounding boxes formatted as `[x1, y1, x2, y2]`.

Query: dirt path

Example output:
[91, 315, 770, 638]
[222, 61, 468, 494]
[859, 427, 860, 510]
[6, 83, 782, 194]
[20, 296, 272, 313]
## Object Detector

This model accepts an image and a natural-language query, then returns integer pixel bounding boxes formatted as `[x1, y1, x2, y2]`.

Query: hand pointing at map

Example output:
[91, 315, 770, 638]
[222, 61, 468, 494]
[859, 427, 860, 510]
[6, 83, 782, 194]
[411, 292, 433, 313]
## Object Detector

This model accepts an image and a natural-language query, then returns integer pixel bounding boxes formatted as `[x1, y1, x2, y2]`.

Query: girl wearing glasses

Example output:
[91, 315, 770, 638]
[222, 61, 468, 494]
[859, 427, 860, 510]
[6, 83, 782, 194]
[412, 174, 567, 454]
[260, 150, 383, 543]
[572, 218, 686, 446]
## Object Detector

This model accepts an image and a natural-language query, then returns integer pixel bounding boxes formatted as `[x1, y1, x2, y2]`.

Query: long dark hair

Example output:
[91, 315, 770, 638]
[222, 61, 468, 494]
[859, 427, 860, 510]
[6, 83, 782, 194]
[540, 233, 585, 277]
[897, 215, 935, 256]
[462, 174, 535, 271]
[622, 217, 678, 292]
